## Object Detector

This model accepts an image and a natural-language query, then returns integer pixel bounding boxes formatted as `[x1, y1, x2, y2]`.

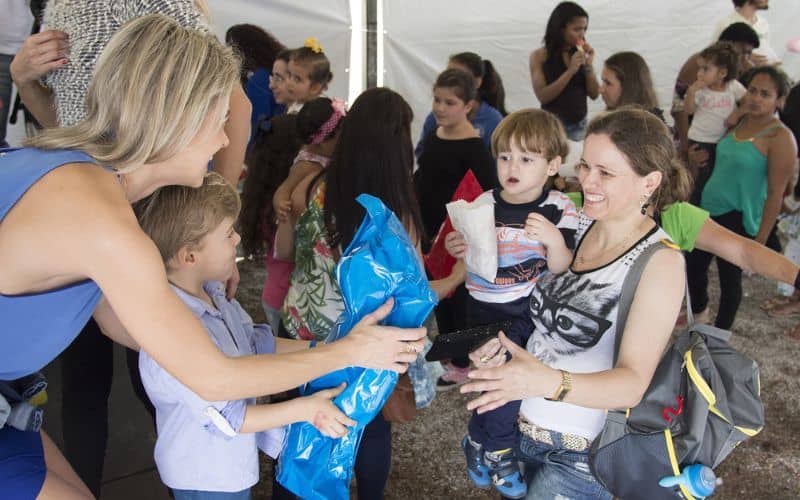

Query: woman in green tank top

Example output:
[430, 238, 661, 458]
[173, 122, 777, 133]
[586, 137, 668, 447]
[686, 66, 797, 330]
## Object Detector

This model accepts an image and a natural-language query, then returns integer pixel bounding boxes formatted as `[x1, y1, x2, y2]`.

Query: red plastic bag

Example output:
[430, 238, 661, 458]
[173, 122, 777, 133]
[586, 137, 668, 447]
[423, 169, 485, 280]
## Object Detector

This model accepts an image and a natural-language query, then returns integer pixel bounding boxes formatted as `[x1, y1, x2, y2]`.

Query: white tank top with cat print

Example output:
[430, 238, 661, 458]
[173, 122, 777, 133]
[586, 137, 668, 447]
[519, 212, 672, 441]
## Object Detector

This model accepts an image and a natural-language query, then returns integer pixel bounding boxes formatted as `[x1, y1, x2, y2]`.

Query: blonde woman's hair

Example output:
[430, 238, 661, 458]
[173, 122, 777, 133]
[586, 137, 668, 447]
[194, 0, 212, 22]
[26, 14, 239, 172]
[491, 108, 569, 161]
[134, 172, 241, 264]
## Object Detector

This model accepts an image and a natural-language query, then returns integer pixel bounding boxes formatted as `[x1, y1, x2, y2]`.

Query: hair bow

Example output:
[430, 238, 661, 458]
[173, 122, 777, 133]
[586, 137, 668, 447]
[304, 37, 323, 54]
[309, 98, 347, 145]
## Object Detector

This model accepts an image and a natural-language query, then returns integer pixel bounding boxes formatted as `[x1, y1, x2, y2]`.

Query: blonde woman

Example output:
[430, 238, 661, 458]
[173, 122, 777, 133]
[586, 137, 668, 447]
[10, 1, 252, 494]
[0, 15, 425, 500]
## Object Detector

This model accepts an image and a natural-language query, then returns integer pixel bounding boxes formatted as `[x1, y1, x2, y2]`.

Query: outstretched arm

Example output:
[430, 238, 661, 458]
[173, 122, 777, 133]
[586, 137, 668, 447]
[695, 216, 799, 286]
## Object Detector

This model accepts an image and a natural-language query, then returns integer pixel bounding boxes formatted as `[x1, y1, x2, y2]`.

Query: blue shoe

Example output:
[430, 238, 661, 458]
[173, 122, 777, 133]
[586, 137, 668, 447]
[485, 449, 527, 499]
[461, 435, 491, 488]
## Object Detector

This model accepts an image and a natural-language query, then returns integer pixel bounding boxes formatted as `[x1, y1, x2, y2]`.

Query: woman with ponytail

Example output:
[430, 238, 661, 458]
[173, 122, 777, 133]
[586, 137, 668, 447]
[415, 52, 506, 159]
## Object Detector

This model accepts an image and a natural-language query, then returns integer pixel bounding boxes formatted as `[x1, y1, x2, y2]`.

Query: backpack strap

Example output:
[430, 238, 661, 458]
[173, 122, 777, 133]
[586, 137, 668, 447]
[613, 240, 669, 365]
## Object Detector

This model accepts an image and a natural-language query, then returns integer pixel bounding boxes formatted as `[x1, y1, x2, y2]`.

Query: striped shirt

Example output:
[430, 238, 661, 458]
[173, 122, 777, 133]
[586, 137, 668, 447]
[466, 189, 578, 303]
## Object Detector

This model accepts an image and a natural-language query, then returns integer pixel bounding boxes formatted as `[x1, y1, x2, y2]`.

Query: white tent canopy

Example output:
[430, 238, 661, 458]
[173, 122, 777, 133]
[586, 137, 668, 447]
[6, 0, 800, 147]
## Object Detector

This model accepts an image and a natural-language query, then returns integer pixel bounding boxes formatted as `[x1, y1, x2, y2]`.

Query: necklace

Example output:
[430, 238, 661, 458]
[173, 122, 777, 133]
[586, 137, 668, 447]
[574, 218, 650, 268]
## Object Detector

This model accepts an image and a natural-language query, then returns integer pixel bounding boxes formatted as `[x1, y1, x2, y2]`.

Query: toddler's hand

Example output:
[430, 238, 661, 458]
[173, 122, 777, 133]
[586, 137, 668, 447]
[303, 383, 356, 438]
[525, 213, 561, 248]
[689, 79, 707, 92]
[275, 199, 292, 223]
[444, 231, 467, 259]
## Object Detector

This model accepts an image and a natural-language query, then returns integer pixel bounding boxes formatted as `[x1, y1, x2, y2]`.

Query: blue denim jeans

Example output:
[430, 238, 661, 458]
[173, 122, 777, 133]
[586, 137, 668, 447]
[516, 431, 611, 500]
[172, 487, 251, 500]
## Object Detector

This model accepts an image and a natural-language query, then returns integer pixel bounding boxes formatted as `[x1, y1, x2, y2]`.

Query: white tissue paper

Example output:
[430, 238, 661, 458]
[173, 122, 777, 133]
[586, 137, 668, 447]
[446, 196, 497, 283]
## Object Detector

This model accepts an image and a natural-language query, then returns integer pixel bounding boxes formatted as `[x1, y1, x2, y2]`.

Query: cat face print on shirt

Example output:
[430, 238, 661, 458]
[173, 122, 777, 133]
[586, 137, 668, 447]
[527, 272, 616, 365]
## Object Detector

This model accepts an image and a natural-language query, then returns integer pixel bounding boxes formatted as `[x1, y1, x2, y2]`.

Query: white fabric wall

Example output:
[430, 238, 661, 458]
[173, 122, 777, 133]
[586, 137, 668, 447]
[6, 1, 799, 148]
[382, 0, 800, 146]
[207, 0, 355, 102]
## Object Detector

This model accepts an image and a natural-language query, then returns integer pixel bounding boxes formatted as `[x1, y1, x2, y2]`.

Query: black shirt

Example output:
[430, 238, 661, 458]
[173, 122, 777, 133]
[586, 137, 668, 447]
[541, 49, 588, 126]
[413, 131, 498, 251]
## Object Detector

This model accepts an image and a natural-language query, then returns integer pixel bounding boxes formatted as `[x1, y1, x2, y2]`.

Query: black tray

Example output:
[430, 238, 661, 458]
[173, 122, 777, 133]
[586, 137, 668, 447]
[425, 320, 513, 362]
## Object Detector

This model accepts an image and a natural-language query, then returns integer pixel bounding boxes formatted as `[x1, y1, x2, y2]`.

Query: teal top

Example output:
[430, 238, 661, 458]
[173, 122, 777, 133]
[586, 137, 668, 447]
[701, 123, 780, 236]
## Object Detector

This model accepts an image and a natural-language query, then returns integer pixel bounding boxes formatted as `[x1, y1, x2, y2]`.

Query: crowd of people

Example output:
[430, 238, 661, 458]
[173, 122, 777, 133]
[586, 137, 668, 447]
[1, 0, 798, 499]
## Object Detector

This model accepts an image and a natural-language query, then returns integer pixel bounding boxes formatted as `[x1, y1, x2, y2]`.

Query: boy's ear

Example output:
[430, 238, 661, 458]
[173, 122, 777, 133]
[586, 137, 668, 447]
[172, 245, 197, 268]
[547, 155, 563, 176]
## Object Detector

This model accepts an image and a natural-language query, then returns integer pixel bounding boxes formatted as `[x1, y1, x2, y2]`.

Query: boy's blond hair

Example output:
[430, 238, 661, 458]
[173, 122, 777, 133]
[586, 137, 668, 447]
[135, 173, 241, 265]
[490, 109, 569, 161]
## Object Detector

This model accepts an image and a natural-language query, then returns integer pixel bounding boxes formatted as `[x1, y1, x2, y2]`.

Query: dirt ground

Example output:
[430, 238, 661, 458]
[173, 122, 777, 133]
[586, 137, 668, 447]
[236, 257, 799, 499]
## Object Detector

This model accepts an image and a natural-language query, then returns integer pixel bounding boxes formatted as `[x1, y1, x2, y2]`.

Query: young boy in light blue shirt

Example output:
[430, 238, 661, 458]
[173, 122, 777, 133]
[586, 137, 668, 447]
[135, 173, 354, 500]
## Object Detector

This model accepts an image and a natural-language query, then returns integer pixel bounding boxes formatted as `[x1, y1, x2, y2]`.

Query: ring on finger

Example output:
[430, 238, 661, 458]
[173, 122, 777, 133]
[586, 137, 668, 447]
[404, 342, 416, 354]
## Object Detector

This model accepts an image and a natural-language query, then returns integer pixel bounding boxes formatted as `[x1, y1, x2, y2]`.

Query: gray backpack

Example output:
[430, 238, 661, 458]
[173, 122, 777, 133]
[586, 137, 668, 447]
[588, 241, 764, 500]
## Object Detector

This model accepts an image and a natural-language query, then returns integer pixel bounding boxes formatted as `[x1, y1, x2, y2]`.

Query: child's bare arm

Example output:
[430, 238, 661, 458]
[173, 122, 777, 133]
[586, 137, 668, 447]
[274, 172, 320, 261]
[684, 80, 705, 116]
[430, 259, 466, 299]
[525, 213, 572, 274]
[273, 214, 296, 261]
[239, 383, 355, 438]
[273, 161, 323, 222]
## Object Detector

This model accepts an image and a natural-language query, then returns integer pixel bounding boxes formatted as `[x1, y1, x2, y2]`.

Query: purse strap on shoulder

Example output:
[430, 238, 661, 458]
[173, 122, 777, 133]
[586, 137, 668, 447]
[613, 240, 670, 365]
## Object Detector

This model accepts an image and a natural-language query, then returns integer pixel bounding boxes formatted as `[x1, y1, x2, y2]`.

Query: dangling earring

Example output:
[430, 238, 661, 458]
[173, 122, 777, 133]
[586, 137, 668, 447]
[639, 193, 651, 215]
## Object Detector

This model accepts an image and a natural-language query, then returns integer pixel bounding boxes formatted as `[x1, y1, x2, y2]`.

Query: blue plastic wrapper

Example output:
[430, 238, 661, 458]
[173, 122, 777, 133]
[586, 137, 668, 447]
[276, 194, 438, 500]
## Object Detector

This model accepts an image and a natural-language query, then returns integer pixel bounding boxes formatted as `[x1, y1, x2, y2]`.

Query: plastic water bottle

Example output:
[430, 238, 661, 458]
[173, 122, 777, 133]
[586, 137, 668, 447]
[658, 464, 721, 497]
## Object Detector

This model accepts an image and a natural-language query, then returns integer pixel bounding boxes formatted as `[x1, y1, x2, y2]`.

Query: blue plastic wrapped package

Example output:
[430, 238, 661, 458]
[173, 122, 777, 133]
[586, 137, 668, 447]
[277, 194, 438, 500]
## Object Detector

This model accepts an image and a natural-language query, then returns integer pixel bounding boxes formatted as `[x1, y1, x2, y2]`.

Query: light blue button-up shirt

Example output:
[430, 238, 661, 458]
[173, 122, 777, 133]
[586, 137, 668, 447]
[139, 281, 284, 492]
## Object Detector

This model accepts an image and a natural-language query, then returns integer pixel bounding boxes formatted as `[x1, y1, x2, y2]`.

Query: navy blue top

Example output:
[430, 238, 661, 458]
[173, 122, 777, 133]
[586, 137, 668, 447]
[0, 148, 103, 379]
[245, 68, 286, 148]
[415, 101, 503, 161]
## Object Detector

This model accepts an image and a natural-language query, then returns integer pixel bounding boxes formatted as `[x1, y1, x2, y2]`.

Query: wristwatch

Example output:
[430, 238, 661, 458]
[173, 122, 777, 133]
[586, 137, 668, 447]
[545, 370, 572, 402]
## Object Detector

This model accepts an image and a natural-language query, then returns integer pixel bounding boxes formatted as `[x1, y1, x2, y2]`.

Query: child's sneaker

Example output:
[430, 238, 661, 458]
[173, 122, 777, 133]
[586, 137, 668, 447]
[485, 448, 527, 499]
[436, 363, 470, 391]
[461, 435, 491, 488]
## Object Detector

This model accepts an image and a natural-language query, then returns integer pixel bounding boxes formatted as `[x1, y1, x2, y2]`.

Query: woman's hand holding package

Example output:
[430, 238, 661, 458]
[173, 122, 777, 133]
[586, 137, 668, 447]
[461, 332, 558, 414]
[342, 298, 426, 373]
